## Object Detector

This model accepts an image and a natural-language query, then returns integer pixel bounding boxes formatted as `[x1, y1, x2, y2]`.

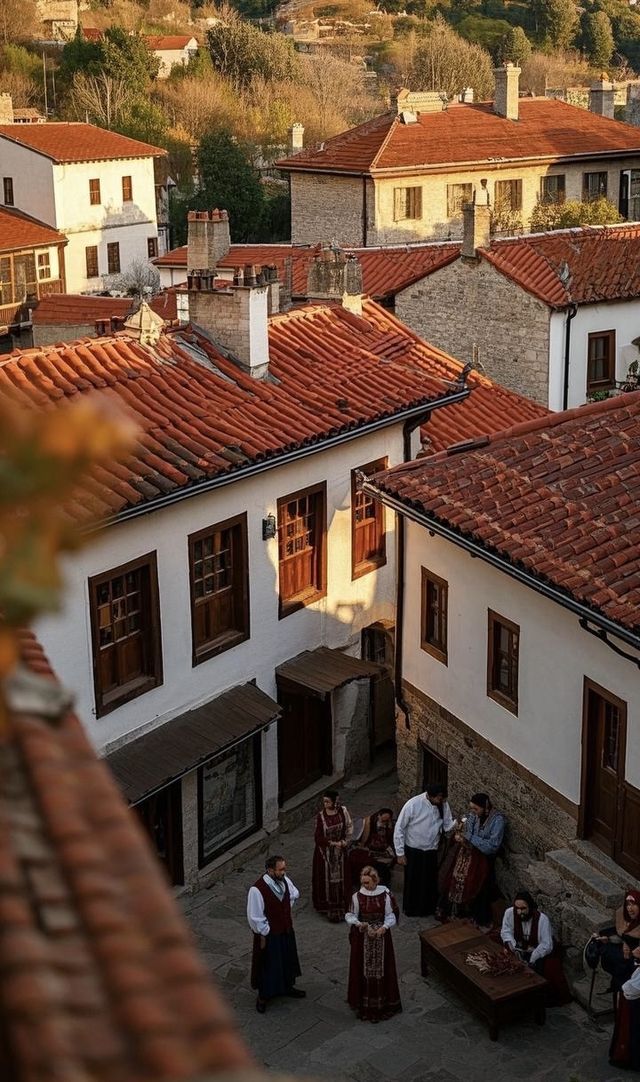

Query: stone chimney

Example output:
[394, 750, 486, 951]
[461, 187, 492, 260]
[392, 88, 447, 114]
[188, 270, 270, 378]
[459, 87, 474, 104]
[493, 62, 520, 121]
[306, 246, 363, 316]
[187, 209, 231, 273]
[589, 73, 615, 119]
[288, 123, 304, 153]
[0, 93, 13, 124]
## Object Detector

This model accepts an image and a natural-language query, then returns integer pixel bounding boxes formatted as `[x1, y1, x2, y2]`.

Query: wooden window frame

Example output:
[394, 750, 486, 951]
[540, 174, 566, 205]
[85, 245, 99, 279]
[446, 182, 473, 219]
[122, 175, 133, 202]
[487, 609, 519, 714]
[495, 178, 523, 213]
[351, 459, 387, 580]
[277, 480, 327, 619]
[578, 677, 628, 839]
[188, 513, 250, 666]
[107, 242, 121, 275]
[147, 236, 158, 259]
[89, 551, 163, 718]
[393, 185, 422, 222]
[89, 178, 101, 206]
[420, 567, 448, 665]
[587, 329, 616, 391]
[582, 171, 608, 202]
[37, 251, 51, 281]
[3, 177, 14, 206]
[197, 732, 262, 867]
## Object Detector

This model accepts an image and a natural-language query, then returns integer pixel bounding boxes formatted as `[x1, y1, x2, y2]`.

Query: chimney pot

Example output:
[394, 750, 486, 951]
[493, 62, 520, 121]
[288, 122, 305, 152]
[186, 207, 231, 275]
[244, 264, 257, 286]
[461, 190, 492, 259]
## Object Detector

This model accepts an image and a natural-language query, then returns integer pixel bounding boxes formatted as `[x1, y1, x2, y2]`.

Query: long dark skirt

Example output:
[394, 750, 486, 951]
[610, 992, 640, 1069]
[349, 846, 393, 888]
[535, 953, 572, 1007]
[250, 930, 301, 999]
[312, 844, 350, 921]
[347, 926, 402, 1021]
[402, 846, 439, 917]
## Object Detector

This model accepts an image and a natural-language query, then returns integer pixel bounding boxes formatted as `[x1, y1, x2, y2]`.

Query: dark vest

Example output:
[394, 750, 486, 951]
[513, 909, 541, 951]
[254, 876, 293, 935]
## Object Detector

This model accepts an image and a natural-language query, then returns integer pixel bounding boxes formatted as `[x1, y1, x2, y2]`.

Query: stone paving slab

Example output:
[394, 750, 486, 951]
[182, 772, 625, 1082]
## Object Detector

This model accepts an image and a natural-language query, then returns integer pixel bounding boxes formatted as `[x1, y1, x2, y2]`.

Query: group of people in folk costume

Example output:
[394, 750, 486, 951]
[247, 784, 639, 1061]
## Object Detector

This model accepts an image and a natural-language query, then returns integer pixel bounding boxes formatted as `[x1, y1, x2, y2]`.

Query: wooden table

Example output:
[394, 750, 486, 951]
[420, 920, 547, 1040]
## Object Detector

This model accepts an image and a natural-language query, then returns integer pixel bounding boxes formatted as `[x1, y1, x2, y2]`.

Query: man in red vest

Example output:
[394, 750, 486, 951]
[247, 853, 306, 1013]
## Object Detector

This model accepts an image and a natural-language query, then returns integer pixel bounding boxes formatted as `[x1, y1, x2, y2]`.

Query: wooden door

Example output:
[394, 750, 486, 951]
[581, 679, 634, 872]
[136, 781, 184, 886]
[362, 624, 395, 751]
[277, 685, 332, 804]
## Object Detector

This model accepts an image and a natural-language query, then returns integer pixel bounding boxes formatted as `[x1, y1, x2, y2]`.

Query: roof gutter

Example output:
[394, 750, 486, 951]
[87, 386, 472, 534]
[363, 484, 640, 654]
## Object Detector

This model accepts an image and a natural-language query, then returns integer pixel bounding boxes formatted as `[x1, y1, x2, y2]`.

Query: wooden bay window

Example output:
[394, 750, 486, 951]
[352, 460, 387, 579]
[278, 481, 327, 617]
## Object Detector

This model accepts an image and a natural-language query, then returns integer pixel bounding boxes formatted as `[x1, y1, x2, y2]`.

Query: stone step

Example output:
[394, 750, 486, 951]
[568, 839, 640, 894]
[571, 973, 615, 1019]
[545, 848, 622, 908]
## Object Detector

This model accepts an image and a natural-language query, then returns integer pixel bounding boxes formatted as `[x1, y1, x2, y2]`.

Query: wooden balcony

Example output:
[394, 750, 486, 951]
[0, 278, 64, 331]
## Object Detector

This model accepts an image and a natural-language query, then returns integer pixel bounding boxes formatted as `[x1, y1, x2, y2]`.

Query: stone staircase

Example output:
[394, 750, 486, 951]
[501, 840, 640, 1015]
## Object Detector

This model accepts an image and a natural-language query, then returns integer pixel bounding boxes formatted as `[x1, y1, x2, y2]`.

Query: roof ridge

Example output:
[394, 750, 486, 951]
[370, 113, 400, 172]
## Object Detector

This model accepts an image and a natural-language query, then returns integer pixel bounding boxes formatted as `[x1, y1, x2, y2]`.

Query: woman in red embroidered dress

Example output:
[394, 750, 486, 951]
[312, 790, 353, 922]
[346, 866, 402, 1022]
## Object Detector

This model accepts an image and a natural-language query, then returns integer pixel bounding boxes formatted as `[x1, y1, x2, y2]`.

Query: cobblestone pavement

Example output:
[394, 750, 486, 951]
[181, 771, 626, 1082]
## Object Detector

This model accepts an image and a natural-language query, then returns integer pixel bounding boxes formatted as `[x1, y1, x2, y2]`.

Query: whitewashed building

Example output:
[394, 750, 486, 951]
[2, 213, 543, 889]
[0, 123, 165, 292]
[145, 35, 198, 77]
[365, 392, 640, 948]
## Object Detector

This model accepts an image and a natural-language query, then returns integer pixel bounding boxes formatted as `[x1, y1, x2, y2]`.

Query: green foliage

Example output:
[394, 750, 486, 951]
[0, 43, 42, 81]
[115, 99, 168, 145]
[456, 14, 513, 54]
[529, 197, 623, 232]
[532, 0, 579, 49]
[408, 17, 495, 100]
[207, 22, 298, 89]
[59, 29, 104, 85]
[581, 10, 614, 69]
[261, 185, 291, 242]
[102, 26, 159, 86]
[168, 48, 213, 81]
[498, 25, 532, 66]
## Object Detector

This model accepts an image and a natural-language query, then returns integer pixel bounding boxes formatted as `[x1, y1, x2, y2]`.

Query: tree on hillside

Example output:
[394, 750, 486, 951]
[59, 29, 104, 87]
[102, 27, 160, 87]
[499, 26, 532, 68]
[532, 0, 579, 50]
[581, 10, 614, 69]
[68, 71, 131, 128]
[530, 197, 622, 232]
[0, 0, 38, 44]
[407, 17, 494, 101]
[207, 20, 298, 89]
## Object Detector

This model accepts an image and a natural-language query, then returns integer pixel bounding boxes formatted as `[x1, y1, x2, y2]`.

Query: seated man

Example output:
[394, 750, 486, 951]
[501, 890, 571, 1006]
[348, 807, 396, 887]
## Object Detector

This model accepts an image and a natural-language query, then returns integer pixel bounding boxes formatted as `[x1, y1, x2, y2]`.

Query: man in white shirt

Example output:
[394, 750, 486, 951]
[247, 854, 306, 1013]
[393, 783, 454, 916]
[501, 891, 553, 968]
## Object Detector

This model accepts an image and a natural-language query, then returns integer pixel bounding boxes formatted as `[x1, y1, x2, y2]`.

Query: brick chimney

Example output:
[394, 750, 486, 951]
[306, 246, 363, 316]
[288, 123, 304, 152]
[461, 187, 491, 259]
[0, 93, 13, 124]
[188, 269, 270, 378]
[589, 73, 615, 119]
[187, 209, 231, 272]
[493, 62, 520, 121]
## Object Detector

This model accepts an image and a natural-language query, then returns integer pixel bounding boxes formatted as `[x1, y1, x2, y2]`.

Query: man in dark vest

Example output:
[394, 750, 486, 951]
[247, 853, 306, 1013]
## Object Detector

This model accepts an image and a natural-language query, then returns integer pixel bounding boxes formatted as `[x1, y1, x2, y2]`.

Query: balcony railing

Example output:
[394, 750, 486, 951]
[0, 278, 64, 330]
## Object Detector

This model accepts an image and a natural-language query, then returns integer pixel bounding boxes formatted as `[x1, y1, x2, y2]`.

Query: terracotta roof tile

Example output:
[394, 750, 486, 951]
[0, 207, 66, 253]
[371, 392, 640, 635]
[480, 224, 640, 306]
[0, 123, 166, 163]
[277, 98, 640, 175]
[0, 297, 545, 525]
[32, 290, 179, 326]
[145, 34, 196, 49]
[154, 241, 461, 298]
[0, 631, 254, 1082]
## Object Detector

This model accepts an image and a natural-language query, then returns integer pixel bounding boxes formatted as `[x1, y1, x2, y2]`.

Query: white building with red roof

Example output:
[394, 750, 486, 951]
[0, 122, 167, 293]
[277, 65, 640, 247]
[365, 392, 640, 957]
[145, 34, 198, 76]
[0, 212, 546, 889]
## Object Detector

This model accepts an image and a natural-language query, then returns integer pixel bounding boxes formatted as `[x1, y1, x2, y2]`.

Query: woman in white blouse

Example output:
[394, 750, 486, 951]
[345, 866, 402, 1022]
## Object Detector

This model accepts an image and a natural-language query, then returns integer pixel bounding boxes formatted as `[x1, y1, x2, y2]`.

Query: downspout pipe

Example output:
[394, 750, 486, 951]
[562, 302, 578, 411]
[362, 177, 368, 247]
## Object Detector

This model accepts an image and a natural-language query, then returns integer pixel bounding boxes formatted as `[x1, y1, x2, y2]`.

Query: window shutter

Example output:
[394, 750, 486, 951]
[394, 188, 404, 221]
[414, 186, 423, 220]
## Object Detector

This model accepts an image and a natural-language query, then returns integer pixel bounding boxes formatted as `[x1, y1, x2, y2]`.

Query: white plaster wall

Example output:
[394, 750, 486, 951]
[52, 159, 157, 233]
[403, 524, 640, 802]
[63, 223, 159, 292]
[34, 426, 401, 753]
[549, 300, 640, 410]
[0, 140, 56, 224]
[154, 47, 194, 77]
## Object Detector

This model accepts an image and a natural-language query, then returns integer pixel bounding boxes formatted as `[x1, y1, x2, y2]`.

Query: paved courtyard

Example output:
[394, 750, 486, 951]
[182, 771, 626, 1082]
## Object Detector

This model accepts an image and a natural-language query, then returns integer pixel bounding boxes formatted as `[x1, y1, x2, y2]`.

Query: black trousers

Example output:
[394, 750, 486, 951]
[402, 846, 438, 917]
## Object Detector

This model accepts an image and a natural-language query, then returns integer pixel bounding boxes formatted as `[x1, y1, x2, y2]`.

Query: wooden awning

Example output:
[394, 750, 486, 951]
[276, 646, 381, 699]
[105, 682, 280, 805]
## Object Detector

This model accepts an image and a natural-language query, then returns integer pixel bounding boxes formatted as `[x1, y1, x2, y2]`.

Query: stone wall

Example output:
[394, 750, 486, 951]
[33, 322, 94, 347]
[290, 173, 366, 246]
[395, 258, 551, 406]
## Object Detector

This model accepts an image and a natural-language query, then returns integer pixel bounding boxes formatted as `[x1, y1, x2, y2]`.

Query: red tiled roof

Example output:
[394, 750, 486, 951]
[370, 392, 640, 635]
[0, 206, 66, 253]
[277, 98, 640, 175]
[145, 34, 196, 49]
[81, 26, 103, 40]
[0, 297, 544, 525]
[0, 123, 166, 163]
[154, 242, 461, 299]
[32, 290, 179, 325]
[0, 631, 253, 1081]
[480, 224, 640, 307]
